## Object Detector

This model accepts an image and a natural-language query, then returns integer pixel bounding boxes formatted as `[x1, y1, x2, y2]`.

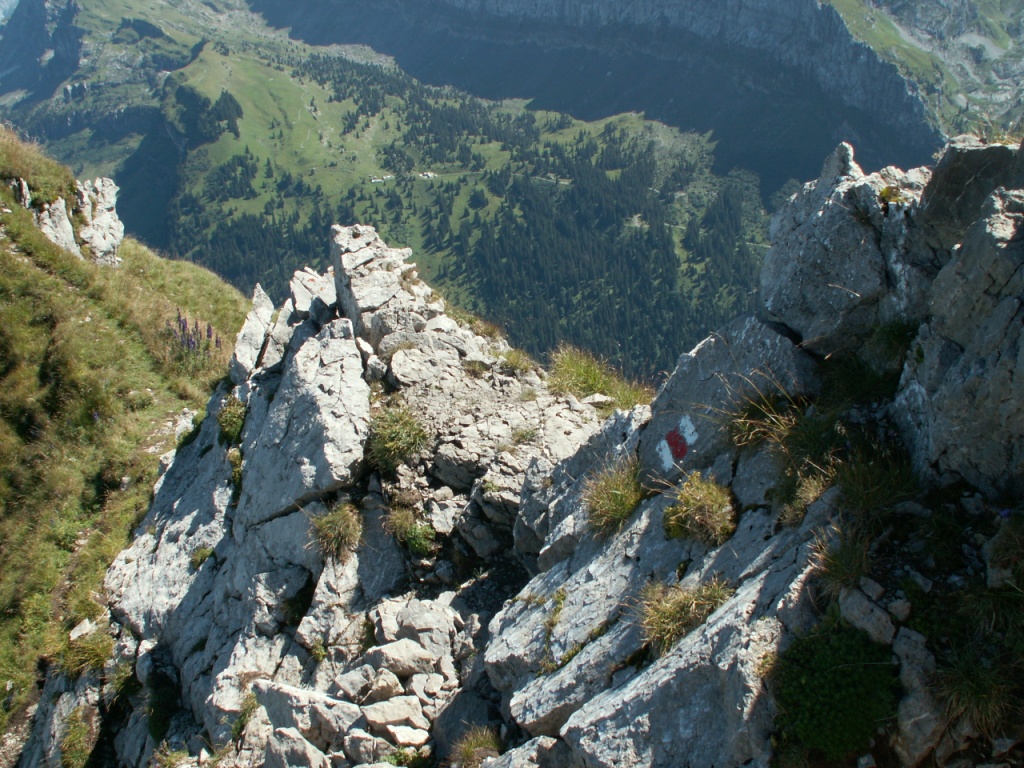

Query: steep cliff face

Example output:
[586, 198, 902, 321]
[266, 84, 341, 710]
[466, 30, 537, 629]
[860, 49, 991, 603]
[247, 0, 941, 186]
[15, 136, 1024, 768]
[410, 0, 925, 118]
[0, 0, 82, 96]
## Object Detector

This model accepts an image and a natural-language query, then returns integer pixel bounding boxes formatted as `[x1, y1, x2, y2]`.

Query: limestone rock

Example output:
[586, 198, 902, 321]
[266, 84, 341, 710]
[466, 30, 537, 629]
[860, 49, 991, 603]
[252, 680, 365, 751]
[75, 178, 124, 265]
[234, 319, 370, 529]
[362, 669, 403, 705]
[636, 315, 818, 489]
[917, 136, 1024, 252]
[264, 727, 331, 768]
[893, 629, 944, 767]
[361, 640, 436, 678]
[342, 728, 394, 764]
[36, 196, 80, 257]
[761, 142, 932, 355]
[839, 587, 896, 645]
[488, 736, 571, 768]
[361, 695, 431, 732]
[230, 284, 276, 385]
[895, 189, 1024, 495]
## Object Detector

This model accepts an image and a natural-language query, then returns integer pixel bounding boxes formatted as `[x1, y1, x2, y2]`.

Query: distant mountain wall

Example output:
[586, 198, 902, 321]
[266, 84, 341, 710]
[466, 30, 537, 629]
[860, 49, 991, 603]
[248, 0, 943, 188]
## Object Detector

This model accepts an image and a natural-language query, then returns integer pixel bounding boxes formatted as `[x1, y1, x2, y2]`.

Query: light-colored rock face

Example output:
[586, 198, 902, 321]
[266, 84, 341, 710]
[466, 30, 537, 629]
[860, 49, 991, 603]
[635, 315, 819, 490]
[97, 224, 602, 766]
[40, 134, 1024, 768]
[896, 188, 1024, 495]
[75, 177, 125, 265]
[25, 176, 126, 265]
[761, 143, 933, 355]
[35, 196, 80, 257]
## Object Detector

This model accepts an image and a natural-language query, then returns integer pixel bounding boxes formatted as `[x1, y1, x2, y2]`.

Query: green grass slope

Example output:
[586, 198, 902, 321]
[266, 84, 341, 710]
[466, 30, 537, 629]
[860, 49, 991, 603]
[0, 126, 248, 731]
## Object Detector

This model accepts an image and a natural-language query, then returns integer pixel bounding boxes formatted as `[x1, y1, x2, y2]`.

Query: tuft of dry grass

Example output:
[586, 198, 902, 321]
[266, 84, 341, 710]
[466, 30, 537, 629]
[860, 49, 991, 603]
[548, 345, 653, 415]
[584, 456, 647, 536]
[312, 502, 363, 563]
[639, 576, 734, 655]
[664, 473, 735, 545]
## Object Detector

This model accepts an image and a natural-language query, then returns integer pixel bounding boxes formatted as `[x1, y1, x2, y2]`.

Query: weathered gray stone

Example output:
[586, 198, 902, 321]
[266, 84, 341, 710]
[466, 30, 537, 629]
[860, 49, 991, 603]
[235, 319, 370, 529]
[395, 600, 456, 660]
[636, 315, 818, 489]
[917, 136, 1024, 252]
[331, 665, 376, 703]
[231, 284, 276, 385]
[361, 695, 430, 732]
[382, 724, 430, 747]
[487, 736, 571, 768]
[892, 628, 944, 767]
[253, 680, 365, 751]
[839, 587, 896, 645]
[361, 640, 435, 678]
[761, 143, 933, 354]
[292, 267, 338, 325]
[75, 178, 124, 265]
[895, 189, 1024, 495]
[362, 669, 403, 705]
[731, 446, 783, 510]
[342, 728, 394, 764]
[265, 727, 331, 768]
[37, 193, 82, 256]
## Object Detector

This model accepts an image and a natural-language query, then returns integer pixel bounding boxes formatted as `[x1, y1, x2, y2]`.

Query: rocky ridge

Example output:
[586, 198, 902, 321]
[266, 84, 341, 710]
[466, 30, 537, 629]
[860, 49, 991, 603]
[15, 136, 1024, 768]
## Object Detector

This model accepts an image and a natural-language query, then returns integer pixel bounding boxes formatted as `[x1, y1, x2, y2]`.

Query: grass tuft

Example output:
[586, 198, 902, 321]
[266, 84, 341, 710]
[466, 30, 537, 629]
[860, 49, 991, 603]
[367, 403, 428, 475]
[59, 631, 114, 679]
[311, 502, 363, 563]
[450, 724, 502, 768]
[548, 345, 652, 415]
[639, 576, 734, 655]
[498, 348, 534, 376]
[934, 649, 1015, 737]
[231, 691, 259, 744]
[189, 546, 215, 570]
[664, 473, 735, 546]
[385, 505, 436, 557]
[60, 706, 94, 768]
[809, 525, 871, 599]
[584, 456, 647, 536]
[217, 396, 246, 446]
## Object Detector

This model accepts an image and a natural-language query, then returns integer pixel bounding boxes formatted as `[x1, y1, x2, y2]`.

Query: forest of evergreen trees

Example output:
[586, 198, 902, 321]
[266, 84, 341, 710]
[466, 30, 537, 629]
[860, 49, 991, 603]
[161, 52, 767, 379]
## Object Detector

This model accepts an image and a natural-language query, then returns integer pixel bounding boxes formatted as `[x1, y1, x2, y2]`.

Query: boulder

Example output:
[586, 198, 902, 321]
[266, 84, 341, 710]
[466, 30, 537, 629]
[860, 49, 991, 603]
[636, 315, 818, 489]
[917, 136, 1024, 252]
[761, 142, 933, 354]
[361, 640, 436, 678]
[252, 680, 365, 751]
[36, 196, 80, 257]
[361, 695, 431, 732]
[264, 727, 331, 768]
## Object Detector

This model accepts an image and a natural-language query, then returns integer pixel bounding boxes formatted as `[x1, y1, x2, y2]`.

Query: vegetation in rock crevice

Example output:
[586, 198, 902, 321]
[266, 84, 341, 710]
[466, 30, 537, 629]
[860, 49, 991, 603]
[584, 456, 648, 536]
[311, 501, 363, 563]
[367, 402, 429, 476]
[638, 576, 734, 656]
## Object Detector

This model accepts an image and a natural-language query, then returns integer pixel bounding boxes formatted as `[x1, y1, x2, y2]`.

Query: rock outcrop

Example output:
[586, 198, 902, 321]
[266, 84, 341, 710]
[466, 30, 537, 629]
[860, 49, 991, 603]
[17, 136, 1024, 768]
[16, 175, 125, 264]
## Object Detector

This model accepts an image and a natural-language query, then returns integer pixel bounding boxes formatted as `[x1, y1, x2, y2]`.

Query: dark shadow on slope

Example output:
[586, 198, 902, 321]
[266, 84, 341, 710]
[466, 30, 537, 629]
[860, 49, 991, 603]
[246, 0, 941, 194]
